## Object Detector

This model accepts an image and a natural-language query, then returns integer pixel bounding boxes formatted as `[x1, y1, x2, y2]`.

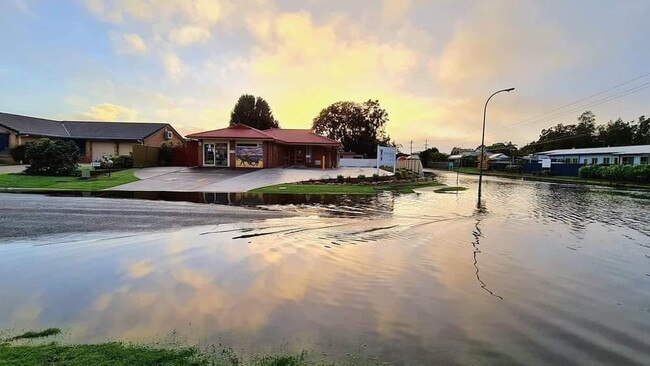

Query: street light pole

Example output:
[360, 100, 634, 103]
[478, 87, 515, 208]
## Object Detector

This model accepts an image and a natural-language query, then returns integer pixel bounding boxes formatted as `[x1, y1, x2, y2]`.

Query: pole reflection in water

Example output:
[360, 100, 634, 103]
[471, 208, 503, 300]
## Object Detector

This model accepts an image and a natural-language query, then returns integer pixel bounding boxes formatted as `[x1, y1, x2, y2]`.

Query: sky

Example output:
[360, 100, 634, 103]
[1, 0, 649, 153]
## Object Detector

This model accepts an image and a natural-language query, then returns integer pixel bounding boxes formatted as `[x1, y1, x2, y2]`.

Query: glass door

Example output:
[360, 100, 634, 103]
[204, 143, 215, 166]
[215, 143, 228, 167]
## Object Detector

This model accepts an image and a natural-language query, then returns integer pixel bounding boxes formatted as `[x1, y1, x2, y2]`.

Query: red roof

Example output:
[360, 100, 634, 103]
[186, 125, 341, 146]
[263, 128, 340, 146]
[186, 124, 272, 140]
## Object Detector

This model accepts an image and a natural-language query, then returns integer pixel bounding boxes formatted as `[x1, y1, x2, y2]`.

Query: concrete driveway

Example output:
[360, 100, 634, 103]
[0, 165, 27, 174]
[111, 166, 388, 192]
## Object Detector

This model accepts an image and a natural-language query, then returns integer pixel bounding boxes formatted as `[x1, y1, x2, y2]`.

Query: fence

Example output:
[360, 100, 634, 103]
[397, 159, 423, 175]
[132, 145, 160, 168]
[339, 158, 377, 167]
[171, 141, 199, 167]
[523, 162, 584, 177]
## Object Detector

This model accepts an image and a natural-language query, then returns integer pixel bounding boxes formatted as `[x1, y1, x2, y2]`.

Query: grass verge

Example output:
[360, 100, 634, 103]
[0, 169, 138, 191]
[433, 186, 467, 193]
[451, 167, 650, 189]
[250, 180, 444, 195]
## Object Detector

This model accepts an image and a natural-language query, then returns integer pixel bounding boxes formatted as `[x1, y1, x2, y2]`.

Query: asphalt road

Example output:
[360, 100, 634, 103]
[0, 193, 290, 240]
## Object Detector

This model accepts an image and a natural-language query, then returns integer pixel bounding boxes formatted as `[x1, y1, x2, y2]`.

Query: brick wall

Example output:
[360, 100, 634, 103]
[143, 126, 184, 147]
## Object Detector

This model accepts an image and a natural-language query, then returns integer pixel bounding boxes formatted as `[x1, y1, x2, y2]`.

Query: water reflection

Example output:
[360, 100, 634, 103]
[471, 212, 503, 300]
[0, 173, 649, 365]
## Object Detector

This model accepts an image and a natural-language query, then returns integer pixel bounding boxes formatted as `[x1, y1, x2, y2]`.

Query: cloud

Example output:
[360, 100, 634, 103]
[381, 0, 411, 22]
[80, 0, 224, 26]
[82, 103, 140, 121]
[111, 33, 147, 54]
[432, 1, 581, 92]
[169, 26, 211, 46]
[163, 53, 187, 81]
[126, 259, 154, 279]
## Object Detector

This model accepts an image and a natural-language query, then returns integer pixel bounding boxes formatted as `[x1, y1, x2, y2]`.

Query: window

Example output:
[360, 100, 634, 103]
[166, 130, 173, 139]
[614, 157, 619, 164]
[564, 158, 571, 163]
[641, 157, 648, 165]
[603, 157, 610, 165]
[621, 156, 633, 165]
[591, 158, 598, 165]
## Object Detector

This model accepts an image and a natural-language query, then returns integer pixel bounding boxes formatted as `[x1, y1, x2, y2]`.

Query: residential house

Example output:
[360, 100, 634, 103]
[0, 112, 184, 163]
[538, 145, 650, 166]
[186, 124, 341, 168]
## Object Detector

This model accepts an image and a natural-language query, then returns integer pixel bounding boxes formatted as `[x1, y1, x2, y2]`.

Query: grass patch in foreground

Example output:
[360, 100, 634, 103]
[0, 169, 138, 191]
[0, 342, 204, 366]
[250, 180, 443, 195]
[433, 186, 467, 193]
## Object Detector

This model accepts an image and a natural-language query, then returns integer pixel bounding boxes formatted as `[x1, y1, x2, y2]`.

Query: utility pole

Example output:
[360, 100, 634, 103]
[424, 139, 428, 150]
[409, 140, 414, 155]
[478, 87, 515, 208]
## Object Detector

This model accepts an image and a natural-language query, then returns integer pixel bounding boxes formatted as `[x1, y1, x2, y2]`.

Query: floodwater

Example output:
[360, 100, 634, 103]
[0, 172, 649, 365]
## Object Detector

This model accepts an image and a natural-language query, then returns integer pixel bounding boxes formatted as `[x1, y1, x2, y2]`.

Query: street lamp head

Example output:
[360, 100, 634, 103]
[505, 87, 515, 92]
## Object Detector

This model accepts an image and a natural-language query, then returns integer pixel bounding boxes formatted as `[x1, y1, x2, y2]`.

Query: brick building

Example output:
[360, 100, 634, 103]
[0, 112, 184, 163]
[186, 124, 341, 169]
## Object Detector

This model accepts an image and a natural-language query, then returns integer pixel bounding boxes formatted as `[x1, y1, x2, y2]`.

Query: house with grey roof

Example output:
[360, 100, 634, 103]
[538, 145, 650, 166]
[0, 112, 184, 163]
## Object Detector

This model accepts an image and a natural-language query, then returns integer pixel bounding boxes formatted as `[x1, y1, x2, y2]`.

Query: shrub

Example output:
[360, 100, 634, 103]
[579, 164, 650, 183]
[24, 139, 80, 176]
[505, 164, 523, 174]
[10, 144, 27, 163]
[394, 171, 403, 179]
[336, 174, 345, 182]
[111, 155, 133, 169]
[357, 174, 366, 181]
[159, 141, 175, 166]
[372, 173, 380, 181]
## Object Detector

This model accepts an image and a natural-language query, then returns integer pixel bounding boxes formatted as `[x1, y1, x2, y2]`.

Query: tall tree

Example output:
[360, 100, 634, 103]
[230, 94, 279, 130]
[312, 99, 391, 157]
[419, 147, 448, 167]
[633, 115, 650, 145]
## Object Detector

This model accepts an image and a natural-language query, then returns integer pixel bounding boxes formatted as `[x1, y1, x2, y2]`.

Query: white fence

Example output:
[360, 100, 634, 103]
[339, 158, 377, 168]
[396, 159, 423, 175]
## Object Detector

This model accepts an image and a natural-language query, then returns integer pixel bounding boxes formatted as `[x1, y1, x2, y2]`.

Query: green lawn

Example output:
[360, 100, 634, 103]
[250, 180, 444, 195]
[452, 167, 650, 189]
[0, 169, 138, 191]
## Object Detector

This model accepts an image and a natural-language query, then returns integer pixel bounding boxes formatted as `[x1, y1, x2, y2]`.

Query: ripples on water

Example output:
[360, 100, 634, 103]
[0, 172, 649, 365]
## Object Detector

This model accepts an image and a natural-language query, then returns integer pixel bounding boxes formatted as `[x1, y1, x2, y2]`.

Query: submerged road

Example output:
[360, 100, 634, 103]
[0, 193, 290, 240]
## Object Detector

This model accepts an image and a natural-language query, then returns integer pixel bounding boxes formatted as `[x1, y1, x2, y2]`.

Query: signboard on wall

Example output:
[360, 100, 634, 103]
[377, 146, 397, 173]
[235, 145, 264, 168]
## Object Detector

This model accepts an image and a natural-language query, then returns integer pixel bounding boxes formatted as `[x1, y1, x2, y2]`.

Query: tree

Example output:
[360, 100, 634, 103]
[633, 115, 650, 145]
[25, 139, 80, 176]
[596, 118, 635, 147]
[312, 99, 392, 158]
[230, 94, 279, 130]
[485, 141, 519, 156]
[419, 147, 448, 167]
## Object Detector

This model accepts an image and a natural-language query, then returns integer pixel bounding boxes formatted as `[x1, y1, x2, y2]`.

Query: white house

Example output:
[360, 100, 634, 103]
[538, 145, 650, 165]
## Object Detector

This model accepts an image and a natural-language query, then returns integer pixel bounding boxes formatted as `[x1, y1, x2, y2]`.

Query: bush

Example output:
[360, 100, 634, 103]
[357, 174, 366, 181]
[159, 141, 175, 166]
[579, 164, 650, 183]
[506, 164, 523, 174]
[111, 155, 133, 169]
[372, 173, 380, 181]
[10, 144, 27, 163]
[24, 139, 80, 176]
[336, 174, 345, 182]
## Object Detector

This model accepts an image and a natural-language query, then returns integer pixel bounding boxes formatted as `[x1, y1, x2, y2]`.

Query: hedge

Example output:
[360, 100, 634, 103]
[578, 164, 650, 183]
[24, 139, 80, 176]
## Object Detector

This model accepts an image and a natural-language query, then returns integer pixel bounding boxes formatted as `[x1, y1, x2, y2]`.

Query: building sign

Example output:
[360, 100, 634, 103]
[377, 146, 397, 172]
[235, 144, 264, 168]
[541, 158, 551, 168]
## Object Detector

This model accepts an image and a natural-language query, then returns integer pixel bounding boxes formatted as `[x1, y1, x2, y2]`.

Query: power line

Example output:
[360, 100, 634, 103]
[494, 72, 650, 132]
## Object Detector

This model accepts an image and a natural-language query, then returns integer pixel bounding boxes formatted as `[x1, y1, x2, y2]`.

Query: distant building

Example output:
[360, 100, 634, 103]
[537, 145, 650, 165]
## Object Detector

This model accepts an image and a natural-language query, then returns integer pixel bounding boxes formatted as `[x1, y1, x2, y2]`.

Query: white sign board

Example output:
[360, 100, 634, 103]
[377, 146, 397, 173]
[541, 158, 551, 168]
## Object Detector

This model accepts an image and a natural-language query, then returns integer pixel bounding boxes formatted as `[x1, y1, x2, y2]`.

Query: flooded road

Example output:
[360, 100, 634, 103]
[0, 172, 649, 365]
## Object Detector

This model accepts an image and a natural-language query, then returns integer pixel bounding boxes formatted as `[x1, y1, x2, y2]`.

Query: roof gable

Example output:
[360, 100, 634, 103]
[186, 124, 273, 140]
[262, 128, 340, 146]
